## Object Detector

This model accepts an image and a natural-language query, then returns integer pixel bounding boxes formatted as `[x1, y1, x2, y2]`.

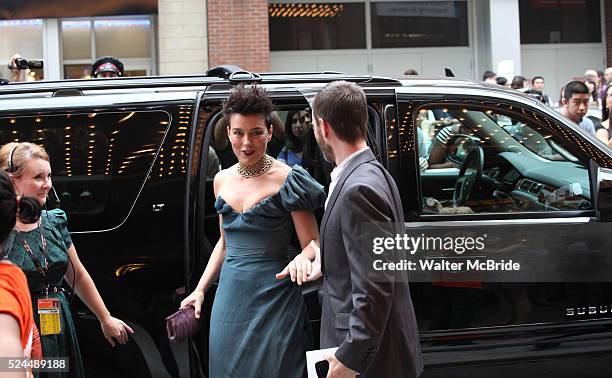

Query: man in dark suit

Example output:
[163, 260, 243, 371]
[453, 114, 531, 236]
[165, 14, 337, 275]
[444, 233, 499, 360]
[311, 81, 423, 377]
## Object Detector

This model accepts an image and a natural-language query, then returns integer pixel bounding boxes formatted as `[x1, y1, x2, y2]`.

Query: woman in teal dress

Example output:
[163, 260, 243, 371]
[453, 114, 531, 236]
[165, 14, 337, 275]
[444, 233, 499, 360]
[0, 142, 135, 378]
[181, 85, 325, 377]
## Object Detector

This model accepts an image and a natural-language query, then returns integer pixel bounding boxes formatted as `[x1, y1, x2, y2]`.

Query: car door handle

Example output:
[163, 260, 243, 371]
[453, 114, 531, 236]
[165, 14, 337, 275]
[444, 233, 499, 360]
[152, 203, 165, 212]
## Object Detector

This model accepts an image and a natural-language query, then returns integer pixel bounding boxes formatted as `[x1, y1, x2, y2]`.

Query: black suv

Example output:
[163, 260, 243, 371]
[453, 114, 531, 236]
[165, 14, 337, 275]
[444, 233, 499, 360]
[1, 71, 611, 377]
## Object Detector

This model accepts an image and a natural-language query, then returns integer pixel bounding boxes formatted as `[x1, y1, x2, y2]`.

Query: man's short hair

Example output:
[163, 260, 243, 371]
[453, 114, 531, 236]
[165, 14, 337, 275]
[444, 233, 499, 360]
[532, 76, 544, 84]
[563, 80, 589, 101]
[222, 84, 274, 127]
[313, 81, 367, 143]
[404, 68, 418, 75]
[482, 70, 496, 81]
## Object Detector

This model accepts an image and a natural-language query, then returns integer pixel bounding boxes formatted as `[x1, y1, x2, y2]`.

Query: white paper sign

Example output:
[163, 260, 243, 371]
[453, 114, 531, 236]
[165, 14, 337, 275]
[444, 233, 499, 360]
[306, 347, 338, 378]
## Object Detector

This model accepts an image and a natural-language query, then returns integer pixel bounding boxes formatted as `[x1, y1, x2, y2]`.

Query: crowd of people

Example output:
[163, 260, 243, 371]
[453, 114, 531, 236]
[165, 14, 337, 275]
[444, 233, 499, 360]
[478, 68, 612, 148]
[402, 66, 612, 148]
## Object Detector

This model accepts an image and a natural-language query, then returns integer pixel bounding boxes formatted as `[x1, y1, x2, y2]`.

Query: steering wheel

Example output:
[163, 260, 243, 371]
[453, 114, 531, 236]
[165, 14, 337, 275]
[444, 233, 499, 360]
[453, 146, 484, 206]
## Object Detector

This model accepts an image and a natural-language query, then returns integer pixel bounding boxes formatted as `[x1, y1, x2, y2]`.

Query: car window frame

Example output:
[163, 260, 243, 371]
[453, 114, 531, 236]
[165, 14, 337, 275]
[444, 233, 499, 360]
[397, 96, 600, 222]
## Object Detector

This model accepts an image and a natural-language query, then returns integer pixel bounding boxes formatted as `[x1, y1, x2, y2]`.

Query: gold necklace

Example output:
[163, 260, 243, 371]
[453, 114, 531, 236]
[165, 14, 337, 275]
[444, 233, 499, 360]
[237, 154, 273, 178]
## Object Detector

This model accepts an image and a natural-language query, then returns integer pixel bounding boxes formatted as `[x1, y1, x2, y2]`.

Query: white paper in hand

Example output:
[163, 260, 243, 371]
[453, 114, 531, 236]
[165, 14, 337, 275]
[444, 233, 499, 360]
[306, 347, 338, 378]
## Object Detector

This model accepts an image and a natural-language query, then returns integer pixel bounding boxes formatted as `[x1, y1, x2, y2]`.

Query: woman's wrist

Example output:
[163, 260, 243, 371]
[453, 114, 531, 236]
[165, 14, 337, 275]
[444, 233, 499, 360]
[98, 312, 112, 323]
[195, 284, 207, 295]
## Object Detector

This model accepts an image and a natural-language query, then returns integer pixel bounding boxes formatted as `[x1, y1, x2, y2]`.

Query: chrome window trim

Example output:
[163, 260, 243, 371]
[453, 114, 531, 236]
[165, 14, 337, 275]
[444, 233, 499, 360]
[406, 217, 591, 228]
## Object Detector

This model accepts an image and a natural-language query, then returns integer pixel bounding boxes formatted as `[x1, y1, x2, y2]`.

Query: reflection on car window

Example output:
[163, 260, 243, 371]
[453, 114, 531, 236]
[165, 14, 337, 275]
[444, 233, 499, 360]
[490, 113, 577, 162]
[276, 109, 312, 168]
[412, 104, 592, 215]
[0, 110, 172, 231]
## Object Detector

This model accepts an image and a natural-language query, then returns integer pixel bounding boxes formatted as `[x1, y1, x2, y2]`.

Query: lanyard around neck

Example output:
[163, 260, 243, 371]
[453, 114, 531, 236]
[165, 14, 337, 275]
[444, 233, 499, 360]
[15, 220, 49, 278]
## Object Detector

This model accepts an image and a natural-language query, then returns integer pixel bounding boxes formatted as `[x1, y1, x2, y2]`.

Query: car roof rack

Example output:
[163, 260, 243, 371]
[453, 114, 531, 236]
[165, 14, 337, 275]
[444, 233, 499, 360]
[258, 71, 343, 76]
[0, 71, 404, 96]
[229, 71, 262, 84]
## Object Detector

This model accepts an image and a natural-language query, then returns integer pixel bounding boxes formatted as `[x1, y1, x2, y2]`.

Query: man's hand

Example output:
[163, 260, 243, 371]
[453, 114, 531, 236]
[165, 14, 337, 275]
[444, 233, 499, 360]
[325, 354, 358, 378]
[276, 253, 313, 285]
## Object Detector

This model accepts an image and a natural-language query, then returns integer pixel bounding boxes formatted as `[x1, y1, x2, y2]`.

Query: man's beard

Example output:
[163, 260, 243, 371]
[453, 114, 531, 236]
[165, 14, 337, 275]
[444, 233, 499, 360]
[315, 127, 335, 163]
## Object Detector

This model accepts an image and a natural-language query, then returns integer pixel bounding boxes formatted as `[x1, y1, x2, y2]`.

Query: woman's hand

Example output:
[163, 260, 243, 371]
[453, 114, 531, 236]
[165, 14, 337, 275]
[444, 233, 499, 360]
[100, 316, 134, 347]
[180, 289, 205, 319]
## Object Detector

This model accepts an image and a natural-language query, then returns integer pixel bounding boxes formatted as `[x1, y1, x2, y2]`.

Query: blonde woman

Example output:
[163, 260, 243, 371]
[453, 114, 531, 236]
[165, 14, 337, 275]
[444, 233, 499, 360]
[0, 142, 134, 378]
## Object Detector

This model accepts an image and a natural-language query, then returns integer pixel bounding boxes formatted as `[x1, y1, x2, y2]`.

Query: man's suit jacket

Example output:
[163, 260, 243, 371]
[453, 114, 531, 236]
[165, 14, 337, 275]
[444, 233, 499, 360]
[319, 149, 423, 377]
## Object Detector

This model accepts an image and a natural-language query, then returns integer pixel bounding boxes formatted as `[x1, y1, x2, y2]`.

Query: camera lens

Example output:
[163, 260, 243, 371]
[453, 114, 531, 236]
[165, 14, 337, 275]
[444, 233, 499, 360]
[15, 58, 28, 70]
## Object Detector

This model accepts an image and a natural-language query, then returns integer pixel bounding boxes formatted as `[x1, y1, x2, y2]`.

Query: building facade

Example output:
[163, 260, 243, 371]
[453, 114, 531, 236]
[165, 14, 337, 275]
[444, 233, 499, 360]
[0, 0, 610, 104]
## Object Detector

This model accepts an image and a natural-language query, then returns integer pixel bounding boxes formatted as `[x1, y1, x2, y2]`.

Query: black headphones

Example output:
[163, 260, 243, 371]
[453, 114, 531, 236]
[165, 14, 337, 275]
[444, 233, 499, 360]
[7, 144, 18, 173]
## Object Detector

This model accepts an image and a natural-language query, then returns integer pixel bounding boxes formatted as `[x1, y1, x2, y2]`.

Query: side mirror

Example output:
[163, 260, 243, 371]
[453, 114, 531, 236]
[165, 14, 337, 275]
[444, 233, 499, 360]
[446, 135, 480, 165]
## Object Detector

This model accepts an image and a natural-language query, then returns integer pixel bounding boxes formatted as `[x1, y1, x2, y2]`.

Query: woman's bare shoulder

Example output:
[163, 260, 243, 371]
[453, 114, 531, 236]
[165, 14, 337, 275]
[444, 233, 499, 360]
[213, 166, 236, 194]
[270, 159, 291, 182]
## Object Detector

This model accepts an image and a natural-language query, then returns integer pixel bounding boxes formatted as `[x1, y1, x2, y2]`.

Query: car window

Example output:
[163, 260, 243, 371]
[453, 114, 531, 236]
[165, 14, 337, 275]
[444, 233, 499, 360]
[492, 113, 578, 162]
[416, 105, 592, 215]
[0, 110, 170, 231]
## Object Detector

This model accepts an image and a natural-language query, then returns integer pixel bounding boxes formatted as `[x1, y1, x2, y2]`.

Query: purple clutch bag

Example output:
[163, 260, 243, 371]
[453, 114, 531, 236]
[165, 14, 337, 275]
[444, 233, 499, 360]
[166, 306, 200, 344]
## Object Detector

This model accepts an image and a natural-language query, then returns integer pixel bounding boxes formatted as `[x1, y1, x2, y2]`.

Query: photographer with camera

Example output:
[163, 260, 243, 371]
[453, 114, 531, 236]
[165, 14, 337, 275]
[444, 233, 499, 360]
[8, 53, 43, 82]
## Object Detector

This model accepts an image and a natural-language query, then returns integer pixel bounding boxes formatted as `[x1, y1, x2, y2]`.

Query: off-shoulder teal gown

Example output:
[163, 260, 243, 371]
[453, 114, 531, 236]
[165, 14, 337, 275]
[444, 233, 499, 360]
[210, 166, 325, 378]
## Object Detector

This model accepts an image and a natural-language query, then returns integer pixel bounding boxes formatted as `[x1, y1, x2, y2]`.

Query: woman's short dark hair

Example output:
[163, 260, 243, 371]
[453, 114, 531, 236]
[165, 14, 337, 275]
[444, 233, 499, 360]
[222, 84, 274, 128]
